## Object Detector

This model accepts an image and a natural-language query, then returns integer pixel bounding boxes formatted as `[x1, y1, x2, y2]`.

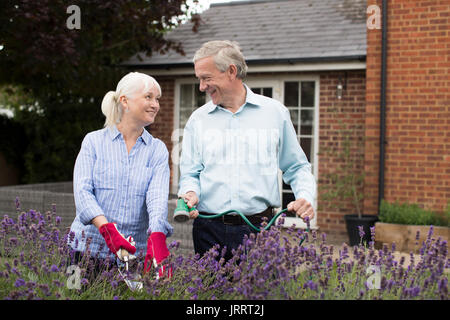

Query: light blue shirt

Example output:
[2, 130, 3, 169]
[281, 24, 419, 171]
[178, 85, 316, 215]
[69, 126, 173, 258]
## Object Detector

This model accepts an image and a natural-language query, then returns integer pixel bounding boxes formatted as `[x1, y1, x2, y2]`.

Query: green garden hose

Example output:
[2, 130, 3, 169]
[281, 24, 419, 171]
[174, 198, 309, 245]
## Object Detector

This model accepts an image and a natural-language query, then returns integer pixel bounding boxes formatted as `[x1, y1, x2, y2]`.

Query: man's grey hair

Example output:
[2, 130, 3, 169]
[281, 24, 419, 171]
[193, 40, 248, 79]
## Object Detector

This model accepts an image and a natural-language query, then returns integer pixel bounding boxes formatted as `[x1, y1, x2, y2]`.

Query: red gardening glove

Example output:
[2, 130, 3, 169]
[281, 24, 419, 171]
[144, 232, 172, 279]
[99, 222, 136, 259]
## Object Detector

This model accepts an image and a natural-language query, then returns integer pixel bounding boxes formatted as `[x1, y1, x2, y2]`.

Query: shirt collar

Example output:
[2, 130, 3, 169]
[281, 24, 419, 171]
[140, 127, 151, 145]
[108, 125, 122, 140]
[207, 84, 259, 113]
[108, 125, 151, 145]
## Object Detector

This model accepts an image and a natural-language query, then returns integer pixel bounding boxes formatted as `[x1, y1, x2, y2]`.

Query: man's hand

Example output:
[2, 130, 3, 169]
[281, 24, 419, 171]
[180, 191, 199, 219]
[287, 198, 315, 221]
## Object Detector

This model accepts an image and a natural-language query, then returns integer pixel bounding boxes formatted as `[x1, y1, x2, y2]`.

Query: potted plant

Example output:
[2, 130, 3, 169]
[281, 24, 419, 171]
[375, 200, 449, 252]
[319, 102, 378, 247]
[320, 135, 378, 246]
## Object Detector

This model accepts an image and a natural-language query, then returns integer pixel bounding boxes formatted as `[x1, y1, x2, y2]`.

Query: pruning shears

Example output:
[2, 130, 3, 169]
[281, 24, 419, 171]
[117, 248, 143, 292]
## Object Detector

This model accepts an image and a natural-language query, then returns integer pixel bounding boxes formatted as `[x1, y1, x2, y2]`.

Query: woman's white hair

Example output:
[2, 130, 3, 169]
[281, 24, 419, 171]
[101, 72, 161, 128]
[193, 40, 248, 79]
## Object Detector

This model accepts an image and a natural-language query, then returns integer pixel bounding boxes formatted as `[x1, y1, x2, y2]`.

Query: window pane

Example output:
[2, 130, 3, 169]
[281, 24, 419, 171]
[301, 81, 315, 107]
[282, 181, 291, 190]
[179, 110, 190, 129]
[251, 87, 273, 98]
[195, 84, 206, 106]
[180, 84, 205, 129]
[284, 82, 299, 107]
[262, 87, 273, 98]
[300, 137, 312, 162]
[300, 109, 314, 135]
[289, 108, 299, 133]
[251, 87, 262, 94]
[180, 84, 193, 109]
[282, 191, 296, 217]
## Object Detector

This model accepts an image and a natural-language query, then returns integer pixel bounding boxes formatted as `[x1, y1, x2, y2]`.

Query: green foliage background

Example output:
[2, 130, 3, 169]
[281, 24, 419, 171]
[0, 1, 201, 183]
[379, 200, 449, 227]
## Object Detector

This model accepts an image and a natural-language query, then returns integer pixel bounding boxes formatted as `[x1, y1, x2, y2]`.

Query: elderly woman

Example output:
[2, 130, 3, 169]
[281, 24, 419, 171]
[68, 72, 172, 278]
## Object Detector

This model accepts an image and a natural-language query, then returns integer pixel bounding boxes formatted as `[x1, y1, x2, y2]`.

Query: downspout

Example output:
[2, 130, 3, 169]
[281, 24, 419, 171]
[378, 0, 387, 211]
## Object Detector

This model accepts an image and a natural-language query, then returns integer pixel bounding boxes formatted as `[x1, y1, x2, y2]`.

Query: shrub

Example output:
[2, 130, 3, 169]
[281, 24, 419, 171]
[379, 200, 449, 227]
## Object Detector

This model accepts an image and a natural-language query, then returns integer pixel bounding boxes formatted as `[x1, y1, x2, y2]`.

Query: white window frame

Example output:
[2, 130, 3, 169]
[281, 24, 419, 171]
[172, 78, 202, 194]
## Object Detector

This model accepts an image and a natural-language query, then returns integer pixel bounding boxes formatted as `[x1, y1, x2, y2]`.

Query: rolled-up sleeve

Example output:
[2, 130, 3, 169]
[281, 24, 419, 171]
[73, 134, 105, 225]
[146, 141, 173, 237]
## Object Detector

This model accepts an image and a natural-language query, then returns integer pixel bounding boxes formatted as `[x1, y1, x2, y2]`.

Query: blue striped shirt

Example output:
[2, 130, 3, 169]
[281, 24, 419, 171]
[178, 85, 316, 215]
[68, 125, 173, 259]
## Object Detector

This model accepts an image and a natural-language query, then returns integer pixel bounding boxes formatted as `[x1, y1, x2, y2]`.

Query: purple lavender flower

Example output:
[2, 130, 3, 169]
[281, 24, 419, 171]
[370, 226, 375, 239]
[110, 280, 118, 289]
[14, 278, 26, 287]
[38, 284, 51, 297]
[358, 225, 365, 239]
[438, 278, 448, 299]
[304, 280, 318, 291]
[15, 197, 21, 211]
[50, 265, 59, 272]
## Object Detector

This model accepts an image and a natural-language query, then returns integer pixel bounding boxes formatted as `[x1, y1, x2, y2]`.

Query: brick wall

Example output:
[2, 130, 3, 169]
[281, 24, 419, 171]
[366, 0, 450, 214]
[318, 70, 367, 237]
[147, 77, 176, 187]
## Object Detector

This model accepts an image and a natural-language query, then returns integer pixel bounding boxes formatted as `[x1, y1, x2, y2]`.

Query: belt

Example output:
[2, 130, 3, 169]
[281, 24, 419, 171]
[199, 207, 274, 226]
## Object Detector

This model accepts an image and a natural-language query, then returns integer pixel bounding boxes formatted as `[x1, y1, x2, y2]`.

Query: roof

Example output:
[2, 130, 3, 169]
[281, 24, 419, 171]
[125, 0, 367, 68]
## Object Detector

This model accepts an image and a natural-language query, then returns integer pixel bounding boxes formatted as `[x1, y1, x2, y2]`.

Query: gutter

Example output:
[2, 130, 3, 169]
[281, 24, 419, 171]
[122, 55, 366, 69]
[378, 0, 388, 210]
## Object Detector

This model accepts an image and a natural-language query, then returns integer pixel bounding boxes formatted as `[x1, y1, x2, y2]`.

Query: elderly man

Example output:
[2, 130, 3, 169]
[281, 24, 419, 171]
[178, 40, 316, 260]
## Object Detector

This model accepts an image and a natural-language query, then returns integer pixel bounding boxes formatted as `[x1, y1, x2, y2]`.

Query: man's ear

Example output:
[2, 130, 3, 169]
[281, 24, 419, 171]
[227, 64, 238, 80]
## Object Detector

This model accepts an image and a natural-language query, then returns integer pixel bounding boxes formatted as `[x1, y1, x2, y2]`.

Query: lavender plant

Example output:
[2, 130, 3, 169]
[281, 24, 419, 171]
[0, 205, 448, 300]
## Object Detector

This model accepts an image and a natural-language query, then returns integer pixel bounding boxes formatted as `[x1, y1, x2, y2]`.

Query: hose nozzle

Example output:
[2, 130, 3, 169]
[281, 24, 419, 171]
[173, 198, 195, 223]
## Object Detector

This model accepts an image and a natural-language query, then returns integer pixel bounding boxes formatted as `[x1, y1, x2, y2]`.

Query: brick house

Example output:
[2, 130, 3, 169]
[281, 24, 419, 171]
[365, 0, 449, 218]
[124, 0, 449, 240]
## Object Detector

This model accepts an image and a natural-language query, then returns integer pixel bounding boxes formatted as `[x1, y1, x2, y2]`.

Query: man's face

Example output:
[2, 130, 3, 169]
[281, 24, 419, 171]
[194, 56, 232, 106]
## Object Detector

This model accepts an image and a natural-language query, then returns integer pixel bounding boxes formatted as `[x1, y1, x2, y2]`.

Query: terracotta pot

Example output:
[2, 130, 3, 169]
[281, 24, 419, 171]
[375, 222, 450, 253]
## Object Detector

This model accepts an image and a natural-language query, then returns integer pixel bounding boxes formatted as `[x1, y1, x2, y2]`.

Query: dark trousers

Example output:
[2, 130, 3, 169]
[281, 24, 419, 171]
[192, 217, 259, 262]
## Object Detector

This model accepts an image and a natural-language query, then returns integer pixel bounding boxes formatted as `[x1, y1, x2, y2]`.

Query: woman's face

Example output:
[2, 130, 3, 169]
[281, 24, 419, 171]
[122, 84, 161, 127]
